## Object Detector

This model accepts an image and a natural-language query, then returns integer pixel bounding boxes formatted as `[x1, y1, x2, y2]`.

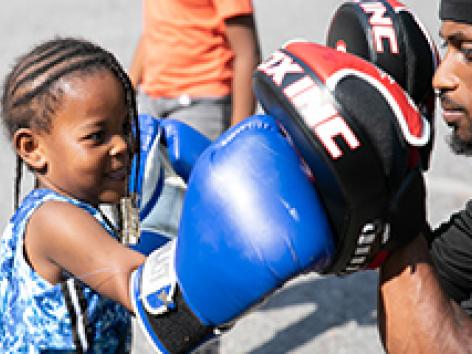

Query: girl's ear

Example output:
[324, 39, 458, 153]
[13, 128, 47, 171]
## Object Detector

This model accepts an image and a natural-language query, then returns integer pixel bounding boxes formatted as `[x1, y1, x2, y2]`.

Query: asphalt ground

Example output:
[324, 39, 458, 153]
[1, 1, 471, 353]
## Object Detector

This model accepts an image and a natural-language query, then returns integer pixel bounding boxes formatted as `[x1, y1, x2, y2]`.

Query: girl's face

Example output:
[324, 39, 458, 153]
[35, 70, 131, 206]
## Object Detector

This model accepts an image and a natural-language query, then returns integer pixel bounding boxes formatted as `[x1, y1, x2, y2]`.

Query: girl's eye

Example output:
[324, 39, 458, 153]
[87, 131, 105, 143]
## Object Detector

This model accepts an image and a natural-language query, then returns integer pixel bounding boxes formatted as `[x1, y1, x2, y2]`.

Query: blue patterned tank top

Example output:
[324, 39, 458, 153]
[0, 189, 131, 353]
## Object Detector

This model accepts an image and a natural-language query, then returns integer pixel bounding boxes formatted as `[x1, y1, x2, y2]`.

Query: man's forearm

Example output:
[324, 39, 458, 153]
[379, 235, 472, 353]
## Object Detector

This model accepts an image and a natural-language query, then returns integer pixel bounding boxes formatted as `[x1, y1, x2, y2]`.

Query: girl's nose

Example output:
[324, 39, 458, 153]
[110, 134, 129, 157]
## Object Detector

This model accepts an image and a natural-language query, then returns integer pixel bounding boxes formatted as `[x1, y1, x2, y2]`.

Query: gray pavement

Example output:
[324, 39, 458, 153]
[1, 1, 470, 353]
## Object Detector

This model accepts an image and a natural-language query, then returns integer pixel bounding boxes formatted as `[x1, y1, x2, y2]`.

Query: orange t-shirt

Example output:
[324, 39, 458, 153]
[141, 0, 254, 98]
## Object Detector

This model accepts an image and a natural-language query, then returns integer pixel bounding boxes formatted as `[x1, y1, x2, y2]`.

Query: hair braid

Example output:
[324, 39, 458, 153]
[11, 47, 103, 99]
[14, 156, 22, 210]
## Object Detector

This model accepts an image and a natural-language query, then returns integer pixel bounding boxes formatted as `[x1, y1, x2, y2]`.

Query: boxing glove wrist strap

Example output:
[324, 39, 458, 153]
[139, 286, 214, 353]
[130, 241, 216, 353]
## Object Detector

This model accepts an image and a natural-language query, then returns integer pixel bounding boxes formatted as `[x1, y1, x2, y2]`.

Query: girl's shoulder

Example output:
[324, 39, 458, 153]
[12, 189, 116, 235]
[14, 189, 99, 220]
[1, 189, 112, 278]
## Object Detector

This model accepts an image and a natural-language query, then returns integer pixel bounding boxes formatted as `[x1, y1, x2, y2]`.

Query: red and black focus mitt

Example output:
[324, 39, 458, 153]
[253, 41, 430, 274]
[326, 0, 438, 169]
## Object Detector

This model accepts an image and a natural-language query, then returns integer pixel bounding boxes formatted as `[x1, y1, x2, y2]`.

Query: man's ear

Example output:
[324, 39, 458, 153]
[13, 128, 47, 171]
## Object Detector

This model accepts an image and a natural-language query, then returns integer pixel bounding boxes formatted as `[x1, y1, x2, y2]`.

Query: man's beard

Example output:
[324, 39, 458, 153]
[439, 93, 472, 155]
[448, 129, 472, 156]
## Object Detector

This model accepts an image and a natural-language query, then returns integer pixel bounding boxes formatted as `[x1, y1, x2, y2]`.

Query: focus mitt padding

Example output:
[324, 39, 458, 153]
[326, 0, 439, 169]
[253, 41, 429, 274]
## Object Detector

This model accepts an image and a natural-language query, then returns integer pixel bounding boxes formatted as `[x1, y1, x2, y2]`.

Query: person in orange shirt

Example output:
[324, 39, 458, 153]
[129, 0, 261, 141]
[129, 3, 260, 352]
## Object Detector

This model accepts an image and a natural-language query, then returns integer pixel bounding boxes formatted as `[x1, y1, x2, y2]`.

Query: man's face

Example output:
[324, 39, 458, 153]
[433, 21, 472, 155]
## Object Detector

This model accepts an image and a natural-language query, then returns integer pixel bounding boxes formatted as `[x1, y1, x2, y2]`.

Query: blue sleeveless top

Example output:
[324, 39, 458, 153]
[0, 189, 131, 353]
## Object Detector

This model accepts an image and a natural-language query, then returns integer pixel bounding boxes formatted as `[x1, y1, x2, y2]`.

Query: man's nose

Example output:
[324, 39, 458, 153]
[432, 50, 459, 92]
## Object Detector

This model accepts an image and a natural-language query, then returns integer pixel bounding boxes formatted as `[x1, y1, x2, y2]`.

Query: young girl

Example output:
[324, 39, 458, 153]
[0, 37, 146, 353]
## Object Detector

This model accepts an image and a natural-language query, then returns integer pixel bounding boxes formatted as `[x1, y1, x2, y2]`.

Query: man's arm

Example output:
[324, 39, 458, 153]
[224, 14, 261, 126]
[379, 235, 472, 353]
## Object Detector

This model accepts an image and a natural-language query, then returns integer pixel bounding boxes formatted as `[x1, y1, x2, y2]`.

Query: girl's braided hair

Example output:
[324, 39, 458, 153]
[1, 37, 140, 235]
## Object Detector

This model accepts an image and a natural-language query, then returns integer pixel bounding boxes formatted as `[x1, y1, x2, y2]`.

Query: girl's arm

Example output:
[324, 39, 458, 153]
[25, 200, 145, 311]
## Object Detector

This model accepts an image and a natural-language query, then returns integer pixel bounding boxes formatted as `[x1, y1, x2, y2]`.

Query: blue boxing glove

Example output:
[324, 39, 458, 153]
[160, 118, 211, 182]
[129, 114, 211, 255]
[130, 115, 335, 353]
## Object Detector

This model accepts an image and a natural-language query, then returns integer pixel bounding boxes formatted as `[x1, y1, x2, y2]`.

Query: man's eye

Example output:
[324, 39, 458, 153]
[461, 47, 472, 61]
